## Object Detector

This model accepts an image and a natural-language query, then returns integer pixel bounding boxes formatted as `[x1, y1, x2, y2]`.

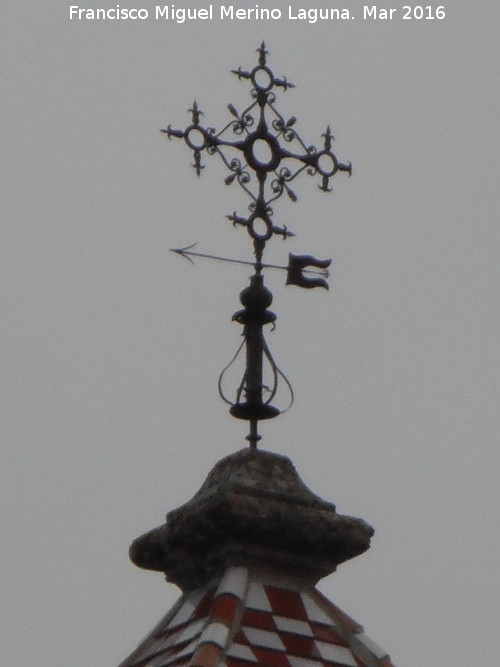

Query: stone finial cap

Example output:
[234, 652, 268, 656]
[129, 448, 374, 590]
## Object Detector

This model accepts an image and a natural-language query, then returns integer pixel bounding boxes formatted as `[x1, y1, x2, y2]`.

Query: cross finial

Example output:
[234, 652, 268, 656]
[164, 46, 350, 448]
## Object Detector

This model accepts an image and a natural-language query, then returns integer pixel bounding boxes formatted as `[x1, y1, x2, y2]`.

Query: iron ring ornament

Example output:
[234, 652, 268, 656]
[162, 42, 351, 255]
[165, 44, 351, 449]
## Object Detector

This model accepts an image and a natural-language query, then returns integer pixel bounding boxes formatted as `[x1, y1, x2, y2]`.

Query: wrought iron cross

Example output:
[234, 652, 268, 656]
[164, 43, 351, 449]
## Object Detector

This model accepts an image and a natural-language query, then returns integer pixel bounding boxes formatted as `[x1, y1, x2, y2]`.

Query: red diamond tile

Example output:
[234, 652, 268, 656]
[212, 594, 239, 625]
[280, 633, 319, 659]
[265, 586, 307, 620]
[233, 629, 248, 645]
[241, 608, 276, 631]
[252, 645, 291, 666]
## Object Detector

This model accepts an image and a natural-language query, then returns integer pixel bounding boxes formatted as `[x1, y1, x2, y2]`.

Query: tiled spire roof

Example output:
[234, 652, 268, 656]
[120, 449, 396, 666]
[119, 566, 394, 667]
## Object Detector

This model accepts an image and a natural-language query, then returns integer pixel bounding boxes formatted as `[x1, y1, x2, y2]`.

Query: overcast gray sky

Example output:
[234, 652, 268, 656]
[2, 1, 499, 665]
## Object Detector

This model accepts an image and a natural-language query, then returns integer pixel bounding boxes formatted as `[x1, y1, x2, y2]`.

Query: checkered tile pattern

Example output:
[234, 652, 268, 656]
[119, 567, 395, 667]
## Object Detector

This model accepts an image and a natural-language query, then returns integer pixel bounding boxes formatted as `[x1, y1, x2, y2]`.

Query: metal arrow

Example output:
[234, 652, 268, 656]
[170, 244, 330, 280]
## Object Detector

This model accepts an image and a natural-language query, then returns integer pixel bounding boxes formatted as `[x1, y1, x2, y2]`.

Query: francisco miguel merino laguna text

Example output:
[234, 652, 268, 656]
[69, 4, 448, 22]
[69, 5, 355, 22]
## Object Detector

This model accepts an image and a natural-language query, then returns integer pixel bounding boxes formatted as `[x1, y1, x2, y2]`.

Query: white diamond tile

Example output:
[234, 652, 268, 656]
[168, 589, 206, 628]
[352, 632, 389, 660]
[274, 616, 313, 637]
[127, 630, 178, 665]
[288, 657, 321, 667]
[199, 621, 230, 648]
[126, 597, 187, 664]
[301, 592, 336, 626]
[146, 614, 201, 655]
[246, 581, 272, 611]
[243, 627, 286, 651]
[216, 566, 248, 600]
[227, 642, 259, 662]
[174, 636, 199, 659]
[156, 629, 181, 651]
[132, 630, 177, 660]
[316, 641, 358, 666]
[175, 617, 205, 644]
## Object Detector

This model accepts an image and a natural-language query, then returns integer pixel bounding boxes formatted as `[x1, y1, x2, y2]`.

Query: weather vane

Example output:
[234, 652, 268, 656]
[164, 43, 351, 449]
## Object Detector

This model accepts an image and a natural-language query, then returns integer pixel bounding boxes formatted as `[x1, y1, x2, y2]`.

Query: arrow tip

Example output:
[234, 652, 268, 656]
[170, 243, 197, 265]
